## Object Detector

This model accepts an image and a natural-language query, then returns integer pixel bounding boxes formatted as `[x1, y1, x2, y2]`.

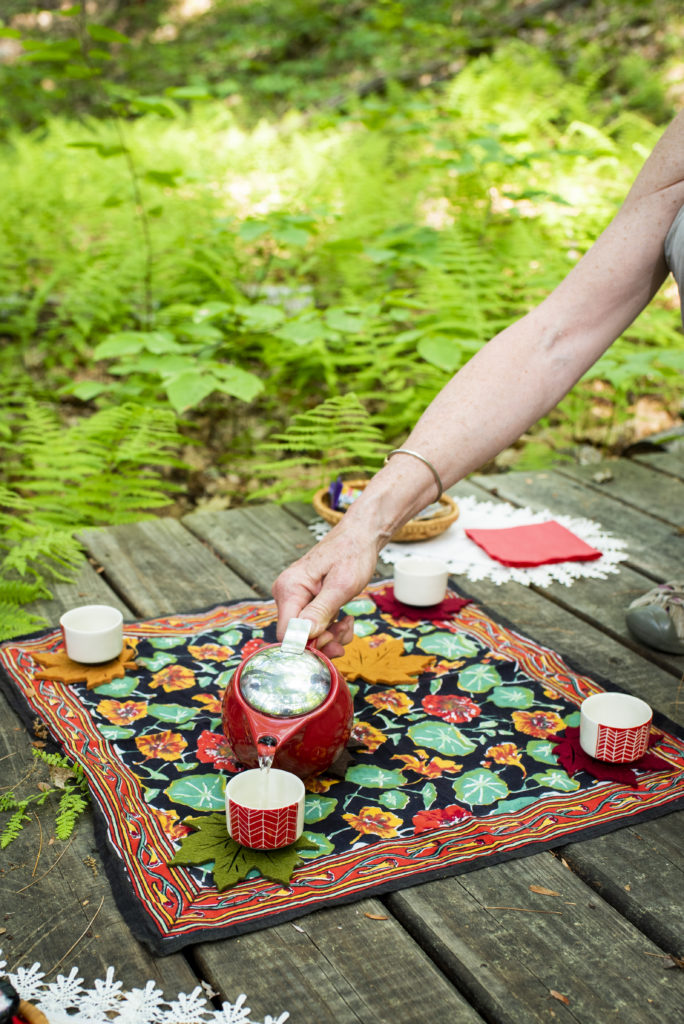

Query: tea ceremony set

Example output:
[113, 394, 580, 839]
[0, 451, 682, 1024]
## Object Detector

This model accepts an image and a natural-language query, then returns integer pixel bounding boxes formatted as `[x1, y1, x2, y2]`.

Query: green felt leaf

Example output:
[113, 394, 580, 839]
[168, 813, 317, 889]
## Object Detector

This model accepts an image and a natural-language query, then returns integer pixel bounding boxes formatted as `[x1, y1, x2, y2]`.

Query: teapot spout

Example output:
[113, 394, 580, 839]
[256, 734, 278, 769]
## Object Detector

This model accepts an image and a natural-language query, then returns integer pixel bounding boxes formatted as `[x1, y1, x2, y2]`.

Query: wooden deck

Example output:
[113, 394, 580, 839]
[1, 452, 683, 1023]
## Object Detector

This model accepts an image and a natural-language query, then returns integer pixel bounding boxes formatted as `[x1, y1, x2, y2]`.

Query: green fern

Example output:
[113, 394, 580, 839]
[252, 393, 387, 502]
[0, 748, 90, 848]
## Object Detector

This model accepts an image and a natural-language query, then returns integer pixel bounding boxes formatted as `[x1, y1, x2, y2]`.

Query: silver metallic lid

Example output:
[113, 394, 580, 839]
[239, 618, 332, 718]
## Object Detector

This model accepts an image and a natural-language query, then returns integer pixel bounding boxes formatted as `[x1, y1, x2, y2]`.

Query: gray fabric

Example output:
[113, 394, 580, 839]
[664, 205, 684, 327]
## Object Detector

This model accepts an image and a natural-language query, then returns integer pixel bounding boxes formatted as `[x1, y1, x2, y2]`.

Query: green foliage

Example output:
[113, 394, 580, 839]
[0, 746, 90, 848]
[252, 393, 387, 500]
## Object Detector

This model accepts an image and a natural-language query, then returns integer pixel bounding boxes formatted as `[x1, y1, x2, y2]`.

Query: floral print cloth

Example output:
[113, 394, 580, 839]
[1, 583, 682, 955]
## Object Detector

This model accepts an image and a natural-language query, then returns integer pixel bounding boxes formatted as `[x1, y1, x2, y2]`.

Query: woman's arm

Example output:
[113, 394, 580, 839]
[272, 110, 684, 654]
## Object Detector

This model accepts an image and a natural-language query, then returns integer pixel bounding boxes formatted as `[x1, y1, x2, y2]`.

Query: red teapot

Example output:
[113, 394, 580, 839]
[222, 618, 354, 779]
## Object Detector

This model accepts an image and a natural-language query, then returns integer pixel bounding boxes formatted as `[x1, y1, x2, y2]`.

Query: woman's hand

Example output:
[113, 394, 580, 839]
[272, 520, 379, 658]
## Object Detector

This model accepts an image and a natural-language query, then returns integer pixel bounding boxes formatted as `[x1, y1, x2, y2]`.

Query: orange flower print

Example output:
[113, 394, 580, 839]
[350, 721, 387, 752]
[187, 644, 233, 662]
[97, 699, 148, 726]
[136, 730, 188, 761]
[485, 742, 526, 776]
[192, 692, 224, 715]
[365, 689, 413, 716]
[149, 665, 196, 692]
[413, 804, 472, 835]
[343, 805, 402, 839]
[422, 694, 481, 724]
[392, 749, 462, 778]
[152, 807, 191, 840]
[512, 709, 565, 738]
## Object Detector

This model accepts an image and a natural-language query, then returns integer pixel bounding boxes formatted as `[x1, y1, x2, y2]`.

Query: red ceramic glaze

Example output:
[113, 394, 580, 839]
[222, 643, 353, 779]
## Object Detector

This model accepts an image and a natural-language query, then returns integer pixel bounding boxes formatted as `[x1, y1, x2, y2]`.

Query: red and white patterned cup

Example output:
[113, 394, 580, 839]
[225, 768, 305, 849]
[579, 692, 652, 763]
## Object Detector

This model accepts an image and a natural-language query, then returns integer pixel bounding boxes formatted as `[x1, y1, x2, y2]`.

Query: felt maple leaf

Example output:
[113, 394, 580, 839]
[32, 639, 139, 689]
[168, 812, 318, 889]
[334, 633, 435, 685]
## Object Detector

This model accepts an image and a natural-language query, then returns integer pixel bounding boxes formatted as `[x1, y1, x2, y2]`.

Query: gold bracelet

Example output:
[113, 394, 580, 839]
[384, 448, 444, 500]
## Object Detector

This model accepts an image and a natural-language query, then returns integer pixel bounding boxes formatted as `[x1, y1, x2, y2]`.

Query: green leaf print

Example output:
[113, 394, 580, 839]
[215, 629, 242, 646]
[458, 664, 502, 693]
[147, 703, 199, 724]
[489, 685, 534, 709]
[345, 765, 407, 789]
[564, 711, 581, 728]
[342, 597, 377, 616]
[165, 773, 225, 810]
[304, 795, 337, 823]
[95, 677, 139, 698]
[378, 789, 409, 810]
[299, 831, 334, 858]
[526, 739, 559, 764]
[421, 782, 437, 809]
[353, 619, 378, 638]
[417, 632, 479, 660]
[531, 770, 580, 792]
[98, 725, 135, 740]
[135, 653, 176, 671]
[407, 721, 476, 756]
[149, 636, 183, 649]
[490, 796, 540, 815]
[453, 769, 509, 806]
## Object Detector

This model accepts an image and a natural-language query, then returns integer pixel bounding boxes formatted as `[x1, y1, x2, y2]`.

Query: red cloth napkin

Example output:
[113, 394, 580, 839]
[464, 520, 602, 568]
[552, 726, 672, 788]
[374, 588, 471, 622]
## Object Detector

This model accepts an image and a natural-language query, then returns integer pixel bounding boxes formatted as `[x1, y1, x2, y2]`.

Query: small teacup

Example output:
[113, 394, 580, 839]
[393, 556, 449, 607]
[226, 768, 305, 849]
[579, 692, 652, 763]
[60, 604, 124, 664]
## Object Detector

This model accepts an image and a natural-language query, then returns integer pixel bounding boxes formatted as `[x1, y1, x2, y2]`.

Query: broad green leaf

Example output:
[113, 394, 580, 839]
[417, 632, 479, 660]
[324, 308, 365, 333]
[407, 722, 476, 756]
[165, 371, 219, 413]
[166, 85, 213, 101]
[165, 774, 225, 810]
[345, 765, 407, 789]
[417, 335, 463, 373]
[458, 664, 502, 693]
[130, 95, 178, 117]
[304, 795, 337, 823]
[234, 304, 286, 331]
[378, 789, 409, 810]
[211, 365, 264, 402]
[453, 769, 509, 806]
[489, 685, 534, 709]
[86, 24, 130, 44]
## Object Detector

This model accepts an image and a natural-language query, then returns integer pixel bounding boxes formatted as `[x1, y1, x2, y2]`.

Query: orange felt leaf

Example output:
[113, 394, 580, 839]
[33, 639, 139, 689]
[334, 633, 435, 685]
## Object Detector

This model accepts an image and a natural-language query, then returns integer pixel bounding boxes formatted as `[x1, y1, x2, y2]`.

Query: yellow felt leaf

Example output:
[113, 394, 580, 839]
[334, 634, 435, 685]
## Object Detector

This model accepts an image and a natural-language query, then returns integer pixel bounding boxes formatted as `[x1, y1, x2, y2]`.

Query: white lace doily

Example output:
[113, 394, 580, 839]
[310, 495, 629, 587]
[0, 949, 288, 1024]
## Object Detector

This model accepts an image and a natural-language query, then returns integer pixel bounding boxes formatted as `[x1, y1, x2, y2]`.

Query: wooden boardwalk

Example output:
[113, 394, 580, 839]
[1, 452, 683, 1023]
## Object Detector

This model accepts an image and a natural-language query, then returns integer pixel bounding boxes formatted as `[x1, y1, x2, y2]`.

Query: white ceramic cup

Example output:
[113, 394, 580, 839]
[60, 604, 124, 664]
[579, 692, 652, 763]
[393, 556, 449, 607]
[226, 768, 305, 849]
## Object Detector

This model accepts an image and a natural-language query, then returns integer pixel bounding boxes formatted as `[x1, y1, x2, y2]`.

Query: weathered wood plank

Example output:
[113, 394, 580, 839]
[77, 517, 256, 618]
[182, 505, 317, 596]
[198, 898, 484, 1024]
[631, 450, 684, 483]
[22, 558, 130, 629]
[553, 458, 684, 527]
[559, 812, 683, 957]
[0, 687, 199, 998]
[387, 851, 684, 1024]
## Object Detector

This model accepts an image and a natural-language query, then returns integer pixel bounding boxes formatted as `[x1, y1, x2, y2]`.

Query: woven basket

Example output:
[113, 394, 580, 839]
[312, 478, 459, 542]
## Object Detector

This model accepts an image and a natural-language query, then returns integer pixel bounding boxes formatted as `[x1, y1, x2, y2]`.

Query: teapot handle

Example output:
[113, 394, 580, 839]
[281, 617, 312, 654]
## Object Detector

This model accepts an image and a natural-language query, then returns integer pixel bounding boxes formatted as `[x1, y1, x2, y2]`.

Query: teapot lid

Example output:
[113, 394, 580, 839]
[239, 618, 332, 718]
